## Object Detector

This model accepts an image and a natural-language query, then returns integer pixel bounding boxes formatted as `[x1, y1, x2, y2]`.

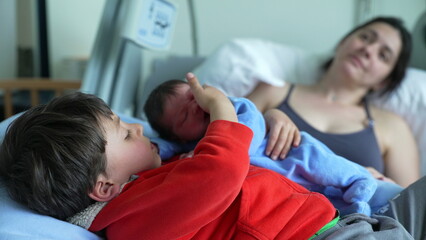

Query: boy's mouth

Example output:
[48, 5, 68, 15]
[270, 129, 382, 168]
[150, 143, 158, 153]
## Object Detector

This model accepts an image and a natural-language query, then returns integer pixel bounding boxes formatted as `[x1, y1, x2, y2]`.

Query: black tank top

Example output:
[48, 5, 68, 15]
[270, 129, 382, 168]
[278, 84, 384, 173]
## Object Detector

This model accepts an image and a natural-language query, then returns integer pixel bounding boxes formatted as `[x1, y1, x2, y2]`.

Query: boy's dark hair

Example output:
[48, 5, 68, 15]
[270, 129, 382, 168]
[0, 92, 113, 220]
[323, 16, 412, 96]
[144, 79, 187, 140]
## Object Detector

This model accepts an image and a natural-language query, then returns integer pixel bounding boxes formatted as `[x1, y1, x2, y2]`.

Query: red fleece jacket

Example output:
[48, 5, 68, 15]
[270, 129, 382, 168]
[90, 120, 335, 239]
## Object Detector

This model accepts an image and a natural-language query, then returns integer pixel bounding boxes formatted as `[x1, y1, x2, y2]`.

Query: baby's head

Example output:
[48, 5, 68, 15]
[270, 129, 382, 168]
[0, 92, 161, 220]
[144, 79, 210, 142]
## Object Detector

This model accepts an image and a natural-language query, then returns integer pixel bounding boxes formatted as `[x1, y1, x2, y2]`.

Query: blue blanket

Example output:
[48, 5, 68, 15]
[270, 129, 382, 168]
[153, 97, 403, 216]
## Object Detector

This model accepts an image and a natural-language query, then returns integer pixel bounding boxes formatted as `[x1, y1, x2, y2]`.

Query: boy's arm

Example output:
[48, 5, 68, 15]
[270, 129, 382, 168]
[91, 74, 253, 239]
[91, 122, 253, 239]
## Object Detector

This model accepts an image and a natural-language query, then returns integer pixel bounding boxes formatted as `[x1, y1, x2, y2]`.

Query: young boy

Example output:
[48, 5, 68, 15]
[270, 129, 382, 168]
[0, 73, 413, 240]
[144, 78, 403, 216]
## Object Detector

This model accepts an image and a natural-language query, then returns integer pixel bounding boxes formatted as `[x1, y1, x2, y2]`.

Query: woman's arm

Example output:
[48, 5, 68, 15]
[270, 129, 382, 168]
[246, 82, 288, 113]
[376, 109, 420, 187]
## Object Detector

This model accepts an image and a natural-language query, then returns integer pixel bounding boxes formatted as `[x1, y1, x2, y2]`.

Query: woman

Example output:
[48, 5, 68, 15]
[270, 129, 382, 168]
[247, 17, 419, 187]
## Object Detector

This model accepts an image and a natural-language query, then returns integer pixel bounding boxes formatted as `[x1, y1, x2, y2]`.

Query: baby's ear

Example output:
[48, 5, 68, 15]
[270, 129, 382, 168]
[88, 175, 121, 202]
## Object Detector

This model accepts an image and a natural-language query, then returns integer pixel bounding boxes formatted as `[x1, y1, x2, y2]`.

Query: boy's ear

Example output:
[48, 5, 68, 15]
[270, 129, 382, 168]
[88, 176, 121, 202]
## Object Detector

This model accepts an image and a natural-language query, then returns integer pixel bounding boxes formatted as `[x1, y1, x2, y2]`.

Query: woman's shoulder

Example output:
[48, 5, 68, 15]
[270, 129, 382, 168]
[370, 106, 408, 127]
[246, 82, 290, 111]
[370, 106, 413, 144]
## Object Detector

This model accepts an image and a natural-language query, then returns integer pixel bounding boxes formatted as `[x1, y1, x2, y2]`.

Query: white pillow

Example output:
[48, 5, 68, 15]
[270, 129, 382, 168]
[193, 38, 325, 97]
[0, 181, 103, 240]
[193, 38, 426, 176]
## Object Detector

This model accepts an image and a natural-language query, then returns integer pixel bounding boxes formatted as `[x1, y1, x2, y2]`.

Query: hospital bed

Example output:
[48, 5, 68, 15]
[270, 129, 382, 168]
[0, 79, 81, 119]
[1, 5, 426, 240]
[0, 39, 426, 239]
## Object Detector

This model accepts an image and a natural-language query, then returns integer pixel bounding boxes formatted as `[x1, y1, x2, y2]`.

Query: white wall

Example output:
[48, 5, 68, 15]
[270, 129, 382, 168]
[16, 0, 36, 48]
[145, 0, 355, 60]
[140, 0, 356, 82]
[0, 0, 17, 79]
[142, 0, 425, 79]
[193, 0, 355, 55]
[187, 0, 425, 55]
[47, 0, 105, 79]
[46, 0, 426, 80]
[372, 0, 426, 31]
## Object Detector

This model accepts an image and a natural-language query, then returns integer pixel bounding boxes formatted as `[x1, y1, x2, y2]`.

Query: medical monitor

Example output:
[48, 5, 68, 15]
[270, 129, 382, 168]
[81, 0, 177, 115]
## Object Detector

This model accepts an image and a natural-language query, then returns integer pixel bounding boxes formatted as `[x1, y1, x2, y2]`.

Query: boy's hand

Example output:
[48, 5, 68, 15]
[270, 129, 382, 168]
[179, 150, 194, 159]
[186, 73, 237, 123]
[264, 109, 301, 160]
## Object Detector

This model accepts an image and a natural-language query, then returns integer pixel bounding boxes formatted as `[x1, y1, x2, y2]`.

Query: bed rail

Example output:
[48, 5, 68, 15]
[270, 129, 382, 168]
[0, 79, 81, 119]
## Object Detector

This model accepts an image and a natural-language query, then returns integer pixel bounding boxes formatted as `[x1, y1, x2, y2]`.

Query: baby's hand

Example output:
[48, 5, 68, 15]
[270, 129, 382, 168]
[186, 73, 237, 122]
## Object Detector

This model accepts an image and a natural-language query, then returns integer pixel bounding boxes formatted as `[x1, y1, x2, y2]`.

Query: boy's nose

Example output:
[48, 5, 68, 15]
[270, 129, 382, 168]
[133, 123, 143, 137]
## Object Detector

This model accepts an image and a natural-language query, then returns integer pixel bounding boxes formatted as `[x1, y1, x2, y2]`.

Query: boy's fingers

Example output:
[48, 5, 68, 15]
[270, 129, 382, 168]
[186, 72, 195, 81]
[186, 72, 201, 90]
[187, 73, 206, 99]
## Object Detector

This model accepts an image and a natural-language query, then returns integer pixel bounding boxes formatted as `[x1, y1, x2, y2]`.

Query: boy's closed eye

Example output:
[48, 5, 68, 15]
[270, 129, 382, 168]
[125, 130, 132, 140]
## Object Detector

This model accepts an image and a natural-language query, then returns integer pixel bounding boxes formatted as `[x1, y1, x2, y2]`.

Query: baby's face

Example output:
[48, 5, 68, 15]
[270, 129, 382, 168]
[161, 83, 210, 142]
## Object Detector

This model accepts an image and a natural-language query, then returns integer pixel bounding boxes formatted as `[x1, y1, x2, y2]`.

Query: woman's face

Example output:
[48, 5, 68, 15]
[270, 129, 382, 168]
[332, 22, 402, 90]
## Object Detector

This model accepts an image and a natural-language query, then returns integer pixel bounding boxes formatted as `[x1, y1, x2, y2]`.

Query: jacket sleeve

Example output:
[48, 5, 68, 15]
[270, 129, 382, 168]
[91, 120, 253, 240]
